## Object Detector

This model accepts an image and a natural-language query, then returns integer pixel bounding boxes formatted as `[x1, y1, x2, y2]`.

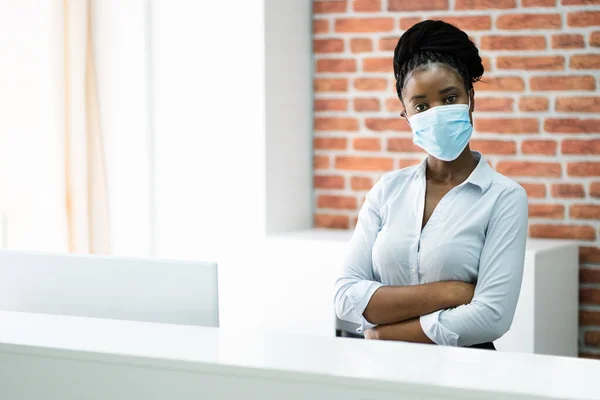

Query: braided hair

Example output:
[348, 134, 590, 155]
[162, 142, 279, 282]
[393, 20, 484, 101]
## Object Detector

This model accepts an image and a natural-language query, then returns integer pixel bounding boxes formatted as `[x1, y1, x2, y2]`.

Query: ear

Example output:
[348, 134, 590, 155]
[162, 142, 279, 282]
[400, 109, 410, 126]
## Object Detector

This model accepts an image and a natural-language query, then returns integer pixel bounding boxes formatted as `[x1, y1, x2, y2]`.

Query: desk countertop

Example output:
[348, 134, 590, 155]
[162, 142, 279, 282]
[0, 310, 597, 400]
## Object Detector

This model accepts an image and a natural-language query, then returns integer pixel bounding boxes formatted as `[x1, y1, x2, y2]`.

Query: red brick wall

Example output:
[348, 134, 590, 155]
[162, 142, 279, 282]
[312, 0, 600, 357]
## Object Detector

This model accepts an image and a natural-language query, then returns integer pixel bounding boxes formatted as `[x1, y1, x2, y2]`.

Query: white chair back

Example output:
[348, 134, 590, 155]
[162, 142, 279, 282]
[0, 250, 219, 327]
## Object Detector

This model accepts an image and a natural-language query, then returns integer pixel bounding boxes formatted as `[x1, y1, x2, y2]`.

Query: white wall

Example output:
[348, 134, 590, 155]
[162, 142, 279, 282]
[151, 0, 267, 262]
[151, 0, 313, 261]
[265, 0, 313, 235]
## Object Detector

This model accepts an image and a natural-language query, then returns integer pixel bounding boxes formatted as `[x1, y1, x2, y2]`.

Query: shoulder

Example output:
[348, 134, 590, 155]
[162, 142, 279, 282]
[489, 170, 527, 197]
[375, 164, 421, 192]
[365, 164, 421, 205]
[488, 170, 528, 214]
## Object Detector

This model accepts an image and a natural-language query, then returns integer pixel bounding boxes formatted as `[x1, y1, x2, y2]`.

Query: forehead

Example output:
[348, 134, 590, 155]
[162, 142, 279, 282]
[403, 65, 465, 98]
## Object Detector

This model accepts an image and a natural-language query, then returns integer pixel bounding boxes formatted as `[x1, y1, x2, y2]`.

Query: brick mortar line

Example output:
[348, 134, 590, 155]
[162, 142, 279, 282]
[317, 152, 600, 162]
[314, 75, 600, 87]
[313, 27, 600, 34]
[581, 282, 600, 287]
[530, 198, 600, 204]
[314, 111, 600, 117]
[315, 146, 600, 159]
[314, 181, 600, 191]
[581, 305, 600, 310]
[315, 96, 600, 108]
[316, 190, 600, 216]
[449, 0, 456, 12]
[312, 3, 600, 17]
[581, 326, 600, 341]
[313, 48, 600, 58]
[580, 344, 600, 353]
[579, 346, 600, 355]
[580, 349, 600, 355]
[314, 94, 598, 104]
[315, 209, 600, 237]
[314, 134, 600, 141]
[528, 217, 599, 224]
[315, 142, 600, 151]
[314, 70, 600, 77]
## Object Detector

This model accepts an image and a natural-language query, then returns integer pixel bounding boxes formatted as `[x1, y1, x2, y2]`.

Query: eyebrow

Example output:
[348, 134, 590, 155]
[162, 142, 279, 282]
[409, 94, 427, 102]
[439, 86, 460, 94]
[409, 86, 461, 103]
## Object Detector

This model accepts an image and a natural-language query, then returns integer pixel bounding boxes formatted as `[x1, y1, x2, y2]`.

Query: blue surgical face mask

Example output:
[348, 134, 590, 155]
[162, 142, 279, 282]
[407, 101, 473, 162]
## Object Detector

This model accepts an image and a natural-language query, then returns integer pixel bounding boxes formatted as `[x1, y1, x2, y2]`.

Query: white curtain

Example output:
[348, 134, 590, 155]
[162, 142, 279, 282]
[62, 0, 110, 254]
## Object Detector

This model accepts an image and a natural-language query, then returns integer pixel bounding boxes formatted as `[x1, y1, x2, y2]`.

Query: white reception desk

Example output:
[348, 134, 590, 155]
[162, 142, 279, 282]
[257, 231, 578, 356]
[0, 310, 597, 400]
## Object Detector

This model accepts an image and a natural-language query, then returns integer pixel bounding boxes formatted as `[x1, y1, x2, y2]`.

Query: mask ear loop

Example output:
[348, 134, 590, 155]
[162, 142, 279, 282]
[468, 89, 473, 112]
[467, 90, 474, 128]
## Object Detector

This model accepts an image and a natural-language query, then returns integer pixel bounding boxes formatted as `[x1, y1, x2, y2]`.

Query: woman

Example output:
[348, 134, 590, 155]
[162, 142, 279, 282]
[333, 20, 528, 350]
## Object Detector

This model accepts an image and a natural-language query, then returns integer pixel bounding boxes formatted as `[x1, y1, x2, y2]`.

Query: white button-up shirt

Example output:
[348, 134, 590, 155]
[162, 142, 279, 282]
[334, 151, 529, 347]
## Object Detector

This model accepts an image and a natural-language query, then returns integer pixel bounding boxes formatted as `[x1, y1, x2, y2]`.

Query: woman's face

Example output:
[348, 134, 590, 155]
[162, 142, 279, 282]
[401, 65, 473, 121]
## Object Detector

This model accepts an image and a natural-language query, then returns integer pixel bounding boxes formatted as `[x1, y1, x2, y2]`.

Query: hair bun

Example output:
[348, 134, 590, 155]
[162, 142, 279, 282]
[394, 20, 484, 86]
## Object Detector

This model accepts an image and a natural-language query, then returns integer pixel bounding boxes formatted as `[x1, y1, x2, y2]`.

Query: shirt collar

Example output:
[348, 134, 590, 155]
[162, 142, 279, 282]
[415, 151, 493, 193]
[467, 151, 493, 192]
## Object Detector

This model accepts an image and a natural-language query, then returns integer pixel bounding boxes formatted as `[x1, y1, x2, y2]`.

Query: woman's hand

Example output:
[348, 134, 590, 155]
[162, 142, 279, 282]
[448, 281, 476, 307]
[363, 319, 433, 344]
[364, 328, 379, 340]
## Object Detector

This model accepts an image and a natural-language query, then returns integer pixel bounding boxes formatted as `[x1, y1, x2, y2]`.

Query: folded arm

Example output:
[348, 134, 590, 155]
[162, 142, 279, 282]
[361, 282, 475, 325]
[417, 187, 529, 347]
[334, 175, 476, 333]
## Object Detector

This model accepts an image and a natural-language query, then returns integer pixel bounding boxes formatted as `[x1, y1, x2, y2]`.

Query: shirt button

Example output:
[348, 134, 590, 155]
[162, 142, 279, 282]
[411, 268, 417, 274]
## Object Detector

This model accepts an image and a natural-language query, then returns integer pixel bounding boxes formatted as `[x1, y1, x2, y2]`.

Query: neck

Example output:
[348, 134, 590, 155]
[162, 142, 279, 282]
[426, 146, 478, 185]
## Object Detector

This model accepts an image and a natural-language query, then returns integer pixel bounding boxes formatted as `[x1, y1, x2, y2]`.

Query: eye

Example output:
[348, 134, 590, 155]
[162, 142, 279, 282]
[414, 103, 428, 113]
[444, 95, 457, 104]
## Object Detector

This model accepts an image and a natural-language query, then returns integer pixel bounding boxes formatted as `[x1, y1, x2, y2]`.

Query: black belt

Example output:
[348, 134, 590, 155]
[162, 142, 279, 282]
[467, 342, 496, 350]
[336, 330, 497, 350]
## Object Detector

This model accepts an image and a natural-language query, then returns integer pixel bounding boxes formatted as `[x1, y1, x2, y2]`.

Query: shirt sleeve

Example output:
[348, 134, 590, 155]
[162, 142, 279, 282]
[334, 176, 386, 333]
[419, 186, 529, 347]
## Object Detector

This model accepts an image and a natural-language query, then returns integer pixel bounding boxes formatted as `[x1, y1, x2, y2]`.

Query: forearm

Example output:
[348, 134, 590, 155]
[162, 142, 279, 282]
[422, 300, 512, 347]
[362, 281, 470, 325]
[365, 318, 433, 344]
